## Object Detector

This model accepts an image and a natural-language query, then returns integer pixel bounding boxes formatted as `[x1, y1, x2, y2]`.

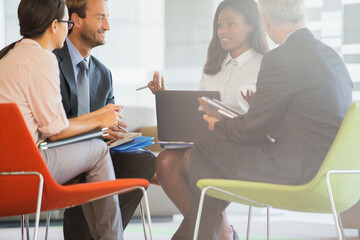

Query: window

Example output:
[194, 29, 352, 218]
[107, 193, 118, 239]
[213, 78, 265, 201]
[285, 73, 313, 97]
[0, 0, 358, 105]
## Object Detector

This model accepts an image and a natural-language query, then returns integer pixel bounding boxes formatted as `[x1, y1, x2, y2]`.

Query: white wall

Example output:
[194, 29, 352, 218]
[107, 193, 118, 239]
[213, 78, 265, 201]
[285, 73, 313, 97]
[0, 0, 4, 48]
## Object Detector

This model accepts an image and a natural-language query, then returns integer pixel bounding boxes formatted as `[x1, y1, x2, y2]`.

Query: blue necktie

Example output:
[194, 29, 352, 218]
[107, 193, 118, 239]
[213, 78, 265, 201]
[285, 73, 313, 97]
[77, 59, 89, 116]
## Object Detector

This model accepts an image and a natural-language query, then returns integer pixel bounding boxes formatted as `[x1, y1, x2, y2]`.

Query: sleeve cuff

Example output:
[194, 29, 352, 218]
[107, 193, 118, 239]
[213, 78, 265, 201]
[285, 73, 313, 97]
[38, 114, 69, 138]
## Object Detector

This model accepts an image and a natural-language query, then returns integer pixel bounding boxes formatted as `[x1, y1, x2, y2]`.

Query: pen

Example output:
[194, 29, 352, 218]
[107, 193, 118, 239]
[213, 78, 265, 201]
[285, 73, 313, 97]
[116, 106, 127, 133]
[136, 85, 148, 91]
[118, 125, 128, 133]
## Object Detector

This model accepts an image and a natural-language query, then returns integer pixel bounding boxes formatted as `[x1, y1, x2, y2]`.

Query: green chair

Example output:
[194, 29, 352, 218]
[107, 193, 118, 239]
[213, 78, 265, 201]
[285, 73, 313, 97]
[194, 103, 360, 240]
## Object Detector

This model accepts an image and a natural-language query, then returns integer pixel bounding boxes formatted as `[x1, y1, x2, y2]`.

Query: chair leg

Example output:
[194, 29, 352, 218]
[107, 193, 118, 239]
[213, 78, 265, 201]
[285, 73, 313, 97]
[138, 187, 153, 240]
[139, 201, 148, 240]
[193, 187, 210, 240]
[267, 207, 270, 240]
[45, 211, 51, 240]
[21, 215, 25, 240]
[25, 215, 30, 240]
[337, 214, 346, 240]
[246, 206, 252, 240]
[326, 174, 343, 240]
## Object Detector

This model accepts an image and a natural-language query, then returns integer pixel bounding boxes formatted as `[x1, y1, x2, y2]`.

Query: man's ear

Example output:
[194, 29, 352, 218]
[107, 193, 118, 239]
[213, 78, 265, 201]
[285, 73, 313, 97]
[71, 12, 82, 29]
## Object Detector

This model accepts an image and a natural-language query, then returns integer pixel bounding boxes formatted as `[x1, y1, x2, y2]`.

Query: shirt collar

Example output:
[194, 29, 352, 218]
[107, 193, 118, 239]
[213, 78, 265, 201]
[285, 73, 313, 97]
[224, 48, 257, 68]
[66, 37, 90, 68]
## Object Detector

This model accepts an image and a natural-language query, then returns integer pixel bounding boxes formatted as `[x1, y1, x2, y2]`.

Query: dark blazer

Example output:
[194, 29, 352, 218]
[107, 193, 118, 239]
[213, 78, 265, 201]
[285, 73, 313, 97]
[214, 28, 353, 184]
[53, 42, 114, 118]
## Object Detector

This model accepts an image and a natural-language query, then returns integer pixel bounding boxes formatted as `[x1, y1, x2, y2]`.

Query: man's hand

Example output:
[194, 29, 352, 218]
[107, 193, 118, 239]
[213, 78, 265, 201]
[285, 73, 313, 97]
[203, 114, 220, 131]
[241, 88, 254, 105]
[147, 71, 165, 94]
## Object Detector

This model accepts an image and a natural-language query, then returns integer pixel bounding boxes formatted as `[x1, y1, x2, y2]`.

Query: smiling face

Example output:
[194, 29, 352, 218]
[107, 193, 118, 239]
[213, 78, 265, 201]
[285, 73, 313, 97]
[217, 7, 252, 58]
[79, 0, 109, 49]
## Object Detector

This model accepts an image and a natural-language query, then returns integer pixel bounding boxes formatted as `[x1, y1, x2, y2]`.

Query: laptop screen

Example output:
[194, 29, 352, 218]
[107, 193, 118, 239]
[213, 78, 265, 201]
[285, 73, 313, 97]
[155, 90, 220, 142]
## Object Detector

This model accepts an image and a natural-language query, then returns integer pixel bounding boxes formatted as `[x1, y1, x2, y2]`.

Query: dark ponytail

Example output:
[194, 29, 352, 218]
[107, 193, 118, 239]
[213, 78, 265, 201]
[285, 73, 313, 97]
[0, 41, 19, 60]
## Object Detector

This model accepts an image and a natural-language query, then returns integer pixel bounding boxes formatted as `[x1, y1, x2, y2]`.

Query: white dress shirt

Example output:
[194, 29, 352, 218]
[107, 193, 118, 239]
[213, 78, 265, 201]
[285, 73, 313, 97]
[66, 37, 90, 82]
[199, 48, 263, 113]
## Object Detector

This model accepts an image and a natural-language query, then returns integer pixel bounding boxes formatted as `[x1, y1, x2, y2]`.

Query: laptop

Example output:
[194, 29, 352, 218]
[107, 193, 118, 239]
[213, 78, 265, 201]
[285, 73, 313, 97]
[155, 90, 220, 149]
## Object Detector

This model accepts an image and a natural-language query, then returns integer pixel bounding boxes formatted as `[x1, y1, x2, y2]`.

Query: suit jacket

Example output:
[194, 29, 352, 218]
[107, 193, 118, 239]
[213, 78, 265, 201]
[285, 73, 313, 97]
[215, 28, 353, 184]
[53, 42, 114, 118]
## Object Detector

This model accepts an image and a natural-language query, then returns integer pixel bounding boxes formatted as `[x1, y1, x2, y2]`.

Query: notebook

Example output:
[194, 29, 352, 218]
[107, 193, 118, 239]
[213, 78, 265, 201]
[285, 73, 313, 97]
[108, 132, 142, 148]
[39, 128, 108, 150]
[198, 97, 242, 120]
[110, 136, 154, 152]
[155, 90, 220, 149]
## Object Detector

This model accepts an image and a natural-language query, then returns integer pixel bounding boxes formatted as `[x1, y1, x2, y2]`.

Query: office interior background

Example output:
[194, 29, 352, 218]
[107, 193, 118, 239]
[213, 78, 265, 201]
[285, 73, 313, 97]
[0, 0, 359, 111]
[1, 0, 360, 238]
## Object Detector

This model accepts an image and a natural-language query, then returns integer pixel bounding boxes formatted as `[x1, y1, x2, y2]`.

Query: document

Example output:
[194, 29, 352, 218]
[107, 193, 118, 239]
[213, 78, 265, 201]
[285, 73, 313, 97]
[108, 132, 142, 148]
[198, 97, 242, 120]
[111, 136, 154, 152]
[39, 128, 108, 150]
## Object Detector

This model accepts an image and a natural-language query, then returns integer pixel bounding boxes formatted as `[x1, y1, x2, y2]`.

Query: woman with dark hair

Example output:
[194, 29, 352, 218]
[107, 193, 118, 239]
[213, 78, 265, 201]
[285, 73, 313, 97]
[0, 0, 124, 239]
[148, 0, 268, 239]
[149, 0, 267, 112]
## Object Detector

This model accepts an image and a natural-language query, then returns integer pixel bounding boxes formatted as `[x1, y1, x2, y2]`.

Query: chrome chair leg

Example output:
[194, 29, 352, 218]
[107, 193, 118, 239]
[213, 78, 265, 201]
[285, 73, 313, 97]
[267, 207, 270, 240]
[139, 201, 148, 240]
[326, 172, 343, 240]
[21, 215, 24, 240]
[193, 187, 209, 240]
[25, 215, 30, 240]
[337, 213, 346, 240]
[45, 211, 51, 240]
[138, 187, 153, 240]
[246, 206, 252, 240]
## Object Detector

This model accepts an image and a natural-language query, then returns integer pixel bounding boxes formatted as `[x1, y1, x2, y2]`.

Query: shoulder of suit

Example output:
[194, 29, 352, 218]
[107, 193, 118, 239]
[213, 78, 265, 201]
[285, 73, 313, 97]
[90, 55, 111, 73]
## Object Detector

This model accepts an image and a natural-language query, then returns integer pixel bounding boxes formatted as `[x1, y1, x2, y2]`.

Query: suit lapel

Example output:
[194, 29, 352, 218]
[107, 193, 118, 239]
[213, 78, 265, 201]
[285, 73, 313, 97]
[58, 42, 79, 114]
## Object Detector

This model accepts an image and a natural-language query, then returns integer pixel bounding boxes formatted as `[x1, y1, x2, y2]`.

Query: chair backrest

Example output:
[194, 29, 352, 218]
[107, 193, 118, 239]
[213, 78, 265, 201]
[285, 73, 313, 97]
[0, 103, 58, 216]
[311, 102, 360, 212]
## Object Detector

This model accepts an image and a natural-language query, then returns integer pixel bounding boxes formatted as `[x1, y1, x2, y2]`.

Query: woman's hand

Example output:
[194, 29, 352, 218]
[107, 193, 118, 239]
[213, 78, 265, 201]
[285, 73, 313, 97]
[203, 114, 220, 131]
[241, 88, 254, 105]
[95, 104, 123, 116]
[97, 110, 119, 129]
[48, 104, 124, 141]
[147, 71, 165, 94]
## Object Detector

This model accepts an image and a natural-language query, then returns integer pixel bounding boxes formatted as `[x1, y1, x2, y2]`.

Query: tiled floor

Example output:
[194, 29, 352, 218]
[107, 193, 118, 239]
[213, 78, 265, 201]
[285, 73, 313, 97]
[1, 210, 359, 240]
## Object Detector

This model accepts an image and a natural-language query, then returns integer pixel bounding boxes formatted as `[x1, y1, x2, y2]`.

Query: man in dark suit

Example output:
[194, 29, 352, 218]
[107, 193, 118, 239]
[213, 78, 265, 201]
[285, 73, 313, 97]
[171, 0, 353, 239]
[53, 0, 156, 239]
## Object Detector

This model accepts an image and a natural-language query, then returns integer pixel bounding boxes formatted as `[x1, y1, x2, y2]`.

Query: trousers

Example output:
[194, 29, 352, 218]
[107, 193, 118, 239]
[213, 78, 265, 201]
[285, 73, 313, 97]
[62, 149, 156, 240]
[40, 139, 123, 240]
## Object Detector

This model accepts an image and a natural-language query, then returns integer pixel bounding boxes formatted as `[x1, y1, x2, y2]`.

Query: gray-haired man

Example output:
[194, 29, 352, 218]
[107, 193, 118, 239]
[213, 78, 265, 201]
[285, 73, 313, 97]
[172, 0, 352, 239]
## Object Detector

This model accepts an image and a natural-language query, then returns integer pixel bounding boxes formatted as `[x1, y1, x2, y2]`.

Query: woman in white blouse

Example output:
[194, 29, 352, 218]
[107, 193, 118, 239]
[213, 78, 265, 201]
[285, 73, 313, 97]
[149, 2, 267, 113]
[149, 0, 268, 239]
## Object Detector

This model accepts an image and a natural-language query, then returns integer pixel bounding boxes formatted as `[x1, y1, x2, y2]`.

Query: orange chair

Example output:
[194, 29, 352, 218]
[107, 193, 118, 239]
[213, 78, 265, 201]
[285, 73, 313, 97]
[0, 103, 153, 240]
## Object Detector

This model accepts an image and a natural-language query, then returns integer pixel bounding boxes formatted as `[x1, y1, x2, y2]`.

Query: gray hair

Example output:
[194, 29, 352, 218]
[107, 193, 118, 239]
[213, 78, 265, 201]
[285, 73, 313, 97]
[258, 0, 305, 25]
